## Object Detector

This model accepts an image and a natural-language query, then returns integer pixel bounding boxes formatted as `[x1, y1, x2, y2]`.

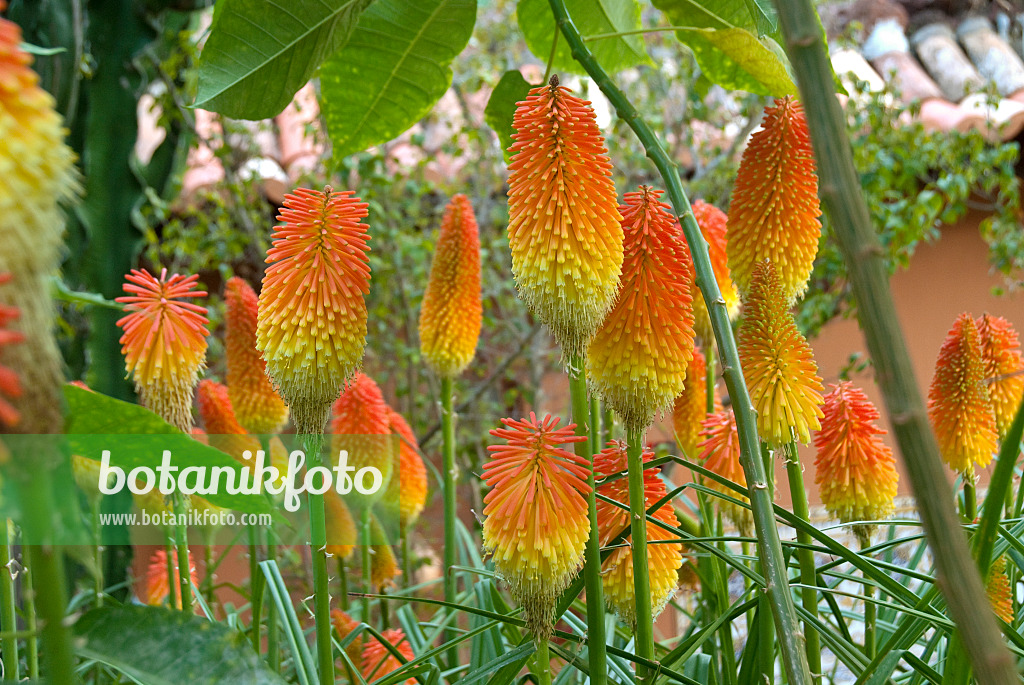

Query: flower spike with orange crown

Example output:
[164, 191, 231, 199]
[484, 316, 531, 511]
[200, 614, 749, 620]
[928, 312, 999, 475]
[727, 97, 821, 303]
[418, 194, 482, 378]
[481, 412, 591, 641]
[506, 75, 624, 358]
[196, 379, 261, 463]
[697, 408, 752, 535]
[225, 277, 288, 435]
[257, 185, 371, 436]
[144, 548, 199, 610]
[690, 200, 739, 341]
[814, 382, 898, 545]
[0, 274, 24, 428]
[588, 186, 696, 433]
[117, 268, 210, 433]
[381, 406, 428, 527]
[986, 556, 1014, 624]
[976, 313, 1024, 439]
[672, 347, 720, 459]
[594, 442, 683, 627]
[738, 260, 824, 446]
[362, 629, 415, 685]
[330, 371, 394, 502]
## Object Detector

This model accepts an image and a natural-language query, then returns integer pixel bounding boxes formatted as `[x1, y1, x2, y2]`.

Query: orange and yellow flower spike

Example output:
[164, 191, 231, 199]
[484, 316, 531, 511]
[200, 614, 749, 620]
[324, 490, 357, 559]
[987, 556, 1015, 624]
[697, 408, 752, 535]
[738, 260, 823, 445]
[225, 277, 288, 435]
[588, 186, 696, 432]
[976, 314, 1024, 438]
[506, 77, 624, 357]
[116, 268, 209, 433]
[196, 379, 262, 460]
[381, 406, 428, 527]
[813, 382, 898, 537]
[690, 200, 739, 340]
[369, 514, 401, 591]
[330, 372, 394, 500]
[594, 442, 683, 626]
[0, 274, 24, 427]
[928, 313, 999, 475]
[143, 548, 198, 610]
[330, 609, 364, 672]
[257, 186, 371, 435]
[727, 98, 821, 303]
[481, 413, 591, 640]
[418, 194, 482, 378]
[671, 347, 720, 459]
[362, 629, 415, 685]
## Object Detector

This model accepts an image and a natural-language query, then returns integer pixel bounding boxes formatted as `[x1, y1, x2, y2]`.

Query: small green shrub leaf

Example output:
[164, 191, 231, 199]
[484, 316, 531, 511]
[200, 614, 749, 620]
[484, 70, 534, 163]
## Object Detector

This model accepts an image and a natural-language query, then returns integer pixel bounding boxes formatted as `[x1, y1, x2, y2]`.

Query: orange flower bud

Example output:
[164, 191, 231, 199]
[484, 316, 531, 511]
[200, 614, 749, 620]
[594, 442, 683, 626]
[671, 347, 720, 459]
[928, 313, 999, 475]
[330, 372, 394, 503]
[418, 194, 482, 377]
[738, 260, 823, 445]
[506, 78, 623, 357]
[690, 200, 739, 340]
[588, 187, 696, 432]
[325, 489, 357, 559]
[976, 314, 1024, 438]
[257, 187, 371, 435]
[225, 277, 288, 434]
[196, 379, 261, 463]
[362, 629, 414, 684]
[116, 269, 210, 433]
[727, 98, 820, 303]
[381, 406, 428, 527]
[697, 409, 751, 535]
[481, 413, 590, 640]
[987, 556, 1014, 624]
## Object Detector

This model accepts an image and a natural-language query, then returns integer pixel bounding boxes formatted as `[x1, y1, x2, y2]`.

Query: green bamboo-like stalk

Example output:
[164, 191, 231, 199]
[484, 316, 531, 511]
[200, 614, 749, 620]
[566, 357, 608, 685]
[625, 428, 655, 684]
[91, 499, 104, 608]
[21, 471, 74, 685]
[590, 395, 602, 454]
[783, 442, 821, 681]
[963, 479, 977, 522]
[23, 543, 38, 680]
[863, 575, 876, 659]
[303, 432, 334, 685]
[772, 2, 1017, 682]
[440, 375, 458, 668]
[249, 526, 263, 651]
[165, 537, 177, 609]
[547, 5, 811, 682]
[171, 494, 192, 611]
[0, 520, 18, 682]
[535, 638, 553, 685]
[361, 507, 372, 622]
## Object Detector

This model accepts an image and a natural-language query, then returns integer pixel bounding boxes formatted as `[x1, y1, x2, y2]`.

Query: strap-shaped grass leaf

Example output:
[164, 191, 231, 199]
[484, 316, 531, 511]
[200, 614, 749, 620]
[319, 0, 477, 160]
[195, 0, 374, 120]
[75, 605, 287, 685]
[516, 0, 650, 76]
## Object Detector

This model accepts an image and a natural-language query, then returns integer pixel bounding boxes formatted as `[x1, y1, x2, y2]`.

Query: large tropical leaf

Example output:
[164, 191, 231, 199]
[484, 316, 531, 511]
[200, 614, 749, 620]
[484, 69, 535, 163]
[195, 0, 373, 119]
[319, 0, 477, 159]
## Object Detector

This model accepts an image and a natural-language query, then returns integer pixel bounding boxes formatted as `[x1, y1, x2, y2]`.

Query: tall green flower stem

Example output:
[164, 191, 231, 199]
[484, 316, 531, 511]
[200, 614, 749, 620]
[772, 2, 1017, 682]
[91, 499, 104, 608]
[303, 432, 334, 685]
[171, 493, 192, 611]
[21, 471, 74, 685]
[548, 5, 811, 682]
[566, 356, 608, 685]
[535, 638, 553, 685]
[962, 479, 977, 522]
[23, 546, 38, 679]
[590, 396, 602, 454]
[360, 508, 372, 622]
[625, 428, 655, 684]
[782, 442, 821, 682]
[249, 526, 263, 651]
[0, 520, 18, 682]
[440, 375, 458, 668]
[862, 567, 876, 659]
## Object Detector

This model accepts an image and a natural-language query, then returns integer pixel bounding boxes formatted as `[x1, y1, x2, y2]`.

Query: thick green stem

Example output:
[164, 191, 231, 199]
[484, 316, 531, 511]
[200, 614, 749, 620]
[165, 537, 177, 609]
[535, 639, 553, 685]
[267, 530, 279, 671]
[963, 480, 977, 523]
[249, 526, 263, 652]
[338, 557, 349, 612]
[23, 545, 37, 680]
[974, 396, 1024, 572]
[1, 520, 18, 682]
[567, 357, 608, 685]
[863, 581, 876, 659]
[440, 375, 458, 669]
[625, 428, 655, 684]
[590, 395, 602, 454]
[304, 433, 334, 685]
[547, 6, 811, 681]
[171, 494, 192, 611]
[772, 2, 1017, 682]
[783, 443, 821, 682]
[400, 524, 411, 590]
[91, 499, 104, 608]
[361, 507, 372, 623]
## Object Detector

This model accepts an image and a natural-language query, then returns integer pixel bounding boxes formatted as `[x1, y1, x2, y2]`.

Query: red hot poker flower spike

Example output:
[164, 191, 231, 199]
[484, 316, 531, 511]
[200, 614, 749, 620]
[690, 200, 739, 340]
[976, 314, 1024, 438]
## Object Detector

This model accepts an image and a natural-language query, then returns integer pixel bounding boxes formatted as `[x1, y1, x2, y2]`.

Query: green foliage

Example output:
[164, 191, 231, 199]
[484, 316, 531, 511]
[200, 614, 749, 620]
[796, 85, 1022, 336]
[516, 0, 650, 75]
[650, 0, 795, 95]
[484, 69, 535, 163]
[320, 0, 478, 160]
[195, 0, 374, 119]
[75, 605, 287, 685]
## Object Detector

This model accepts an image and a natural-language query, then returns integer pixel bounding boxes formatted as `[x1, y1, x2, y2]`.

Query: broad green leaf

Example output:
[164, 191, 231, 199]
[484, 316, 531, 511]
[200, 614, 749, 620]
[320, 0, 477, 159]
[484, 70, 534, 163]
[743, 0, 778, 36]
[516, 0, 650, 76]
[195, 0, 374, 120]
[62, 384, 274, 515]
[652, 0, 754, 31]
[674, 27, 796, 96]
[75, 605, 287, 685]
